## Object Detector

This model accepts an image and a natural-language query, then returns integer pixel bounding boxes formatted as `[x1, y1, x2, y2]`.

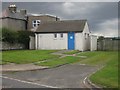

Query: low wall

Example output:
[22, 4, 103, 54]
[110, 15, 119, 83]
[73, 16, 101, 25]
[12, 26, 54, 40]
[1, 42, 25, 50]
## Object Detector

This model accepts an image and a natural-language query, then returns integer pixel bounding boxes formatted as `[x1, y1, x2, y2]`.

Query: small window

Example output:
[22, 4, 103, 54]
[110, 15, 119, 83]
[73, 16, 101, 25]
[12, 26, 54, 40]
[33, 24, 36, 27]
[33, 20, 36, 23]
[37, 20, 40, 23]
[32, 20, 41, 28]
[54, 33, 57, 38]
[88, 34, 89, 37]
[60, 33, 63, 38]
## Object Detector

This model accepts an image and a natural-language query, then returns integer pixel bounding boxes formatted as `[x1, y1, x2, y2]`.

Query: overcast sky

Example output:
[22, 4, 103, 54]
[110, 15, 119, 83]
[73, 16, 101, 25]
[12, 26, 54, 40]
[2, 2, 118, 37]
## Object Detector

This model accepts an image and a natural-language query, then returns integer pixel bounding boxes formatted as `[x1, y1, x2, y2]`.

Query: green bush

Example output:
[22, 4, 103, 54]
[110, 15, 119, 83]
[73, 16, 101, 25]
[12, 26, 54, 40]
[0, 28, 2, 41]
[2, 27, 17, 44]
[17, 31, 34, 49]
[1, 27, 34, 49]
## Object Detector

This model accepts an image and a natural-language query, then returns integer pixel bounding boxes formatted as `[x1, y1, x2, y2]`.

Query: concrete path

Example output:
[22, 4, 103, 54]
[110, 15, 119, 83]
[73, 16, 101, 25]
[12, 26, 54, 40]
[52, 50, 87, 58]
[1, 63, 48, 72]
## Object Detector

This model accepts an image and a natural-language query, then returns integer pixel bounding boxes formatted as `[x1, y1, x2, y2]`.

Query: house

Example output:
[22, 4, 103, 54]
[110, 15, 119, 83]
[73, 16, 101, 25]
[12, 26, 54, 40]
[1, 4, 97, 51]
[1, 5, 27, 31]
[34, 20, 91, 51]
[27, 14, 60, 31]
[1, 4, 60, 31]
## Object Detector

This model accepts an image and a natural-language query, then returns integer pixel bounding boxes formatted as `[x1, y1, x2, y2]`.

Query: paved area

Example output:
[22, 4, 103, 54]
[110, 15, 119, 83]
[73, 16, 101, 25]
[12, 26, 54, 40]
[2, 64, 98, 88]
[2, 77, 47, 88]
[1, 63, 48, 72]
[52, 50, 78, 56]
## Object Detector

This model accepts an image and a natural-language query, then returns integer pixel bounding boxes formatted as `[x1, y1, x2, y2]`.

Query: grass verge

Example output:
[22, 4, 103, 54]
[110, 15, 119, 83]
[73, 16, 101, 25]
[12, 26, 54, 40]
[77, 51, 115, 65]
[89, 52, 118, 88]
[2, 50, 59, 64]
[78, 51, 118, 88]
[36, 56, 80, 68]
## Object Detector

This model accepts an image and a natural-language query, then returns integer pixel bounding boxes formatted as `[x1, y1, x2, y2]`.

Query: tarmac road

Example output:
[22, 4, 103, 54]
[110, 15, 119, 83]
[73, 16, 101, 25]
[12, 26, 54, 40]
[2, 64, 98, 88]
[2, 77, 48, 88]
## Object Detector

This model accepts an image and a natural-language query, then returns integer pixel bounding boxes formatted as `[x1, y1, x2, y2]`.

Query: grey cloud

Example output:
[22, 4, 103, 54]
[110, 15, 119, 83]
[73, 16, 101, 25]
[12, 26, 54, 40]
[2, 2, 118, 37]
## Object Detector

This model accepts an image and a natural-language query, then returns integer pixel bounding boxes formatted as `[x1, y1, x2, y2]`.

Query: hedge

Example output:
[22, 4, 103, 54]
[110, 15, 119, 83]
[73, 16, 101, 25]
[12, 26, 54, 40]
[1, 27, 34, 49]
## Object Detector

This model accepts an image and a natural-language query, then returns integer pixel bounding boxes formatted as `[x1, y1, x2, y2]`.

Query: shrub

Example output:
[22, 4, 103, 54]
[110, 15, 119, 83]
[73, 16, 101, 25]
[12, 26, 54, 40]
[0, 28, 2, 41]
[2, 27, 17, 44]
[17, 31, 34, 49]
[1, 27, 34, 49]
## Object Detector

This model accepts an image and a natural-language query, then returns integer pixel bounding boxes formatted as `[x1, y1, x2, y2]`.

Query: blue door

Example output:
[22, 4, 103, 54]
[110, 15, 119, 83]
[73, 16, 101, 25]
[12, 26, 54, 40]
[68, 32, 75, 50]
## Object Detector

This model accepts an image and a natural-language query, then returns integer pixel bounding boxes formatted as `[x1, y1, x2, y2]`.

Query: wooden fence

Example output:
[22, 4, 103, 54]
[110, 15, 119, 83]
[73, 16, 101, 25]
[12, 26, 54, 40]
[97, 38, 120, 51]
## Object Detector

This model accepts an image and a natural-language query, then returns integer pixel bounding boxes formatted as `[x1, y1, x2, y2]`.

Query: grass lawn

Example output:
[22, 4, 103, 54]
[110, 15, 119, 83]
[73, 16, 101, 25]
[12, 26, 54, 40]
[36, 56, 80, 68]
[78, 51, 118, 88]
[2, 50, 59, 64]
[77, 51, 116, 65]
[63, 50, 80, 55]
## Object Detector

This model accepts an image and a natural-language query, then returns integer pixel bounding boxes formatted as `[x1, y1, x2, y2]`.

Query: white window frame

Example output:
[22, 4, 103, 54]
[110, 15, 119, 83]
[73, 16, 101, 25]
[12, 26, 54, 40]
[60, 33, 63, 38]
[54, 33, 57, 38]
[85, 33, 87, 39]
[32, 20, 41, 28]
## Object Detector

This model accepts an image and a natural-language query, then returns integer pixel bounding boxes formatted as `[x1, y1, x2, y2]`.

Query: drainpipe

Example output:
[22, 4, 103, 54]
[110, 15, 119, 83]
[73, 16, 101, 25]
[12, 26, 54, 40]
[35, 33, 38, 49]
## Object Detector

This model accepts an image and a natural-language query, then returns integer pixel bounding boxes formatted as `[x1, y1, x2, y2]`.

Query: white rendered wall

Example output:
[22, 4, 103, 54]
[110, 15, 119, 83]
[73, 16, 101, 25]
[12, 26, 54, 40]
[29, 36, 35, 49]
[75, 33, 84, 51]
[37, 33, 67, 50]
[82, 22, 90, 51]
[90, 35, 97, 51]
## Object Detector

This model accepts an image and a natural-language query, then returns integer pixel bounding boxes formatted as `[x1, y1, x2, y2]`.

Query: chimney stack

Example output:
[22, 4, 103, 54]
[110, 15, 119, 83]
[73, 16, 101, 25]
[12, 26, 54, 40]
[8, 4, 17, 13]
[56, 16, 60, 21]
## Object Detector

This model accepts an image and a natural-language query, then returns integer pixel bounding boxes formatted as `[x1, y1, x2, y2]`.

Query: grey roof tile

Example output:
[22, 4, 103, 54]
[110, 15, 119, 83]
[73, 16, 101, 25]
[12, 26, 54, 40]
[35, 20, 87, 33]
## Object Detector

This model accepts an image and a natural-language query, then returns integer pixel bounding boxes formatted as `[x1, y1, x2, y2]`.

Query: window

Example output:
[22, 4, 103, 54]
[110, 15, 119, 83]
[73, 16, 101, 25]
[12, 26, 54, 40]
[60, 33, 63, 38]
[54, 33, 57, 38]
[33, 20, 36, 23]
[88, 34, 89, 37]
[33, 24, 36, 27]
[32, 20, 41, 28]
[37, 20, 40, 23]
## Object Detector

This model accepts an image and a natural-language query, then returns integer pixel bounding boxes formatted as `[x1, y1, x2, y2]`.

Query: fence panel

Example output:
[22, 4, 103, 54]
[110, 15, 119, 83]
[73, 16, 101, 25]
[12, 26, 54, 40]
[97, 39, 119, 51]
